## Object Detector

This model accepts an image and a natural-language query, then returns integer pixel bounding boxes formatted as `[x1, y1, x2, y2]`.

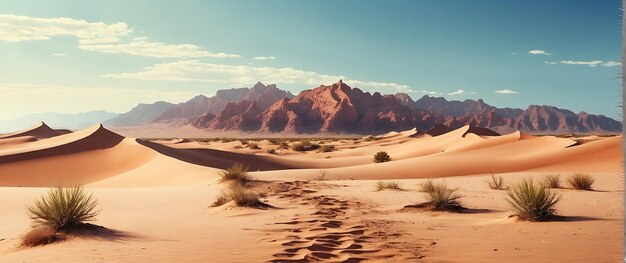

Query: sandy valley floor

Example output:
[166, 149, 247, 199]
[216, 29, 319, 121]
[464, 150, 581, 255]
[0, 123, 622, 262]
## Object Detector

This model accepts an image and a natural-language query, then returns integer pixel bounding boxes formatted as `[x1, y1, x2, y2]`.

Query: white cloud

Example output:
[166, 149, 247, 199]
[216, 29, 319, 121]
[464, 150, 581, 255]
[528, 49, 551, 55]
[52, 53, 66, 56]
[511, 52, 516, 55]
[102, 60, 413, 93]
[0, 83, 196, 120]
[0, 14, 238, 58]
[544, 61, 557, 65]
[601, 61, 621, 67]
[253, 56, 276, 60]
[447, 89, 465, 95]
[495, 89, 519, 94]
[560, 60, 603, 67]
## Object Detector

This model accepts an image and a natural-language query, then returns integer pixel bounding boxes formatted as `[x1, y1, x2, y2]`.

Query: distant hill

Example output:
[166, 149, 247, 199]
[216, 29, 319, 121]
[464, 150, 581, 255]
[0, 111, 118, 132]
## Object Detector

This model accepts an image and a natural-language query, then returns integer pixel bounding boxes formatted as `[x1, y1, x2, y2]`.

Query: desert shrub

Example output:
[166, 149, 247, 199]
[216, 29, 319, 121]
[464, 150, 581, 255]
[27, 185, 99, 231]
[213, 184, 263, 207]
[418, 179, 436, 193]
[239, 139, 249, 145]
[219, 163, 251, 182]
[279, 142, 289, 149]
[315, 170, 328, 181]
[567, 173, 594, 190]
[375, 181, 401, 191]
[291, 140, 320, 152]
[266, 148, 276, 154]
[544, 174, 562, 188]
[506, 178, 561, 221]
[268, 138, 280, 145]
[21, 226, 64, 247]
[422, 181, 463, 211]
[319, 145, 335, 152]
[488, 174, 508, 190]
[248, 142, 260, 149]
[373, 151, 391, 163]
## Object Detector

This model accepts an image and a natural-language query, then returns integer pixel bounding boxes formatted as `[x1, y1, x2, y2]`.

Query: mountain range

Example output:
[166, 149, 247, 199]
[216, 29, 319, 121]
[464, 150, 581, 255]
[4, 81, 621, 135]
[0, 111, 118, 133]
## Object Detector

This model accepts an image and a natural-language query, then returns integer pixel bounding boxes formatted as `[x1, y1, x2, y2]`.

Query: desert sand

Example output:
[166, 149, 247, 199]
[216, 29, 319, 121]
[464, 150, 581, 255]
[0, 122, 622, 262]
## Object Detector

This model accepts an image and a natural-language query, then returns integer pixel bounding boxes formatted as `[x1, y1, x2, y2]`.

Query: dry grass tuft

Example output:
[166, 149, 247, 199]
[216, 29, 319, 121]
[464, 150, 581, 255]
[21, 226, 65, 247]
[506, 178, 561, 221]
[27, 185, 99, 231]
[219, 163, 251, 182]
[375, 181, 402, 191]
[212, 184, 268, 208]
[567, 173, 594, 190]
[420, 181, 463, 211]
[487, 174, 508, 190]
[319, 145, 335, 152]
[418, 179, 436, 193]
[544, 174, 562, 188]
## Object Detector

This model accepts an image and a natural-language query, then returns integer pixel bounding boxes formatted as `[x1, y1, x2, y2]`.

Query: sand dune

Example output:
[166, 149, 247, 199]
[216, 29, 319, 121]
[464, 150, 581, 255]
[0, 122, 621, 262]
[0, 124, 155, 186]
[0, 122, 61, 140]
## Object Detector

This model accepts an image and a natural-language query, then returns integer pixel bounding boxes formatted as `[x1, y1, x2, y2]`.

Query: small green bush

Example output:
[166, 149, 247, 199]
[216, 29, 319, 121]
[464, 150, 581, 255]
[27, 185, 99, 231]
[506, 178, 561, 221]
[219, 163, 251, 182]
[567, 173, 594, 190]
[373, 151, 391, 163]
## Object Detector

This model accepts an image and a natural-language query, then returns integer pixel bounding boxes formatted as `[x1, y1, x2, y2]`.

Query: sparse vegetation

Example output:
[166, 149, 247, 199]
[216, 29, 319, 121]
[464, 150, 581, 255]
[373, 151, 392, 163]
[315, 170, 328, 181]
[487, 174, 508, 190]
[268, 138, 280, 145]
[506, 178, 561, 221]
[420, 181, 463, 211]
[239, 139, 249, 145]
[212, 184, 265, 208]
[266, 148, 276, 154]
[418, 179, 436, 193]
[291, 140, 320, 152]
[21, 226, 64, 247]
[544, 174, 562, 188]
[319, 145, 335, 152]
[375, 181, 401, 191]
[279, 142, 289, 149]
[247, 142, 260, 149]
[27, 185, 99, 231]
[567, 173, 594, 190]
[219, 163, 251, 182]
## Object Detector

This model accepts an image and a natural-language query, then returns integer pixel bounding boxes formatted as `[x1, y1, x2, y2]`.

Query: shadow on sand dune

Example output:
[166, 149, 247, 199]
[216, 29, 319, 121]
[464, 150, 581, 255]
[136, 139, 300, 171]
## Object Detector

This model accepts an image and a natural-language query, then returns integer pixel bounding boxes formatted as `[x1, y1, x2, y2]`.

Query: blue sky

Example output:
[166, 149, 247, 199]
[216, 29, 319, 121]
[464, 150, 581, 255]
[0, 0, 621, 120]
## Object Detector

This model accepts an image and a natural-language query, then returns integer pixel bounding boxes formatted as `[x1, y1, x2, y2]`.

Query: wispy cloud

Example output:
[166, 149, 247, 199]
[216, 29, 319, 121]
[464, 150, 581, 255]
[253, 56, 275, 60]
[600, 61, 621, 67]
[51, 53, 66, 56]
[544, 60, 621, 68]
[560, 60, 603, 67]
[528, 49, 551, 55]
[102, 60, 413, 93]
[447, 89, 465, 95]
[495, 89, 519, 94]
[0, 14, 238, 58]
